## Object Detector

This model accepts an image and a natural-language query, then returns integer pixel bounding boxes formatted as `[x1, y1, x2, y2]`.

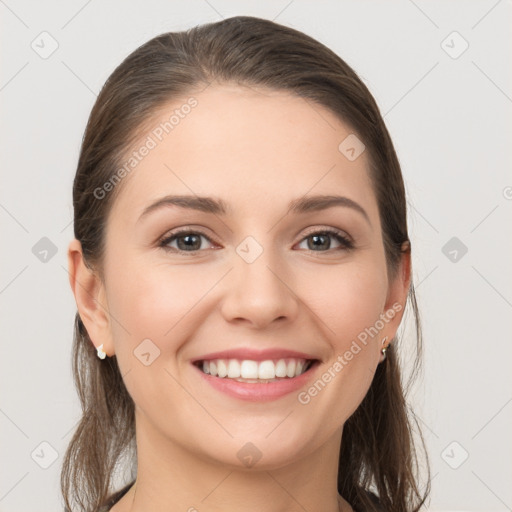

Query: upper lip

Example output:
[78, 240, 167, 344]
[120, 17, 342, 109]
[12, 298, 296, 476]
[191, 348, 320, 364]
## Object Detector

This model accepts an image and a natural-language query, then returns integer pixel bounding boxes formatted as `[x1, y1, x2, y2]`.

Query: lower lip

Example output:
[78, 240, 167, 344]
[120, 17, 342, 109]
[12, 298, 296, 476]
[192, 361, 320, 402]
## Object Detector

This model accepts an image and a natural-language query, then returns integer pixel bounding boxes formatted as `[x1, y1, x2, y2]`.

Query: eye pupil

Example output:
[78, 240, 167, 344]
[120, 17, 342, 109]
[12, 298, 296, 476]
[309, 234, 330, 251]
[178, 234, 201, 251]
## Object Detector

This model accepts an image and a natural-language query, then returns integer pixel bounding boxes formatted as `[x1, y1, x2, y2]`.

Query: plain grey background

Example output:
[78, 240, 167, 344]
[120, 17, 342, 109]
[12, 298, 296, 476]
[1, 1, 511, 511]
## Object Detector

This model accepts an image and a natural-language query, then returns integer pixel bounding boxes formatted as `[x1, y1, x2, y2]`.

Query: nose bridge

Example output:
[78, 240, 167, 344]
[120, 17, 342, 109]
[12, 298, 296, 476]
[220, 235, 298, 327]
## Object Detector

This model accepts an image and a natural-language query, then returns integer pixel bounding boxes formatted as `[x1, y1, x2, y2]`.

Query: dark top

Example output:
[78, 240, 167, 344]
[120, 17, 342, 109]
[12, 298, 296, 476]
[98, 482, 133, 512]
[99, 481, 385, 511]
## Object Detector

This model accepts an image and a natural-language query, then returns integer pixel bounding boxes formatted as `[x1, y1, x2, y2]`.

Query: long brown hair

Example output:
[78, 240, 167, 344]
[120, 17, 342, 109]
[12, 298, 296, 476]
[62, 15, 430, 512]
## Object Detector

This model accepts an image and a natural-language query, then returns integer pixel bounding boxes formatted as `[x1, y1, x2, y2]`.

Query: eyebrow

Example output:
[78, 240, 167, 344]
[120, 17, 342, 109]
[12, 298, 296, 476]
[138, 194, 371, 225]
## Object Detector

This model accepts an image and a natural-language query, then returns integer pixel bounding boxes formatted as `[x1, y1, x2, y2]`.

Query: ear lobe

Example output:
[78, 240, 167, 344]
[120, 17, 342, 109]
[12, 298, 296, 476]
[67, 239, 114, 357]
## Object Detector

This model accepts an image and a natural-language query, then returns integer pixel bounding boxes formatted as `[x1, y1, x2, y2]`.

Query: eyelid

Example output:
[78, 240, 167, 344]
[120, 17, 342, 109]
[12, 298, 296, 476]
[300, 225, 353, 243]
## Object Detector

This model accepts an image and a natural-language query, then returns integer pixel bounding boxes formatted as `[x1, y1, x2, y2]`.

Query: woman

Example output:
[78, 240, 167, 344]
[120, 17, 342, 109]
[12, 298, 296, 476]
[62, 15, 430, 512]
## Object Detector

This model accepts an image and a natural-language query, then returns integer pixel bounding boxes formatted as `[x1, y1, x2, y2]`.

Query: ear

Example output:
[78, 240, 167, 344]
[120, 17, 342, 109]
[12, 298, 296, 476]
[380, 242, 412, 362]
[67, 238, 114, 357]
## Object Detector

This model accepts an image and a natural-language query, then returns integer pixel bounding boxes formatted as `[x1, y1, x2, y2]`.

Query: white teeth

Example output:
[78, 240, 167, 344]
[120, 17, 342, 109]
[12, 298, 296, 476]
[217, 359, 228, 378]
[286, 359, 296, 378]
[258, 360, 275, 380]
[241, 360, 258, 379]
[275, 359, 287, 377]
[199, 358, 312, 379]
[227, 359, 240, 378]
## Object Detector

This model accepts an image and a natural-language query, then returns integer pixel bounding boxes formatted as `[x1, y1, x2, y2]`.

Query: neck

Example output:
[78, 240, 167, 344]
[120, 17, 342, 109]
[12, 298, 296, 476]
[116, 410, 351, 512]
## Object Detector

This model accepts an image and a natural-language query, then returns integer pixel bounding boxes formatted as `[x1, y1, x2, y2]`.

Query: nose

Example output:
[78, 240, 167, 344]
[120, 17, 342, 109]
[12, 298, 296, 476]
[219, 250, 299, 329]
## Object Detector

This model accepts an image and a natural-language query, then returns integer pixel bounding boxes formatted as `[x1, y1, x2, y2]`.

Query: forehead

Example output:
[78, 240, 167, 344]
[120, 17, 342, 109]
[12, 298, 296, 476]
[107, 83, 376, 225]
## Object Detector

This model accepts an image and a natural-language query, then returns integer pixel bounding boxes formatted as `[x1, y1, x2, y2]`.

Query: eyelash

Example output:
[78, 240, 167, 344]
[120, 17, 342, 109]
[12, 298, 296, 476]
[158, 227, 355, 255]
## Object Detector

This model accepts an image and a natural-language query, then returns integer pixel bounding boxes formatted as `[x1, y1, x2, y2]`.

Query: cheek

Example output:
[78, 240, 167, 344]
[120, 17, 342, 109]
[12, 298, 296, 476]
[306, 258, 388, 343]
[105, 264, 207, 413]
[108, 263, 204, 345]
[297, 259, 387, 413]
[105, 256, 231, 390]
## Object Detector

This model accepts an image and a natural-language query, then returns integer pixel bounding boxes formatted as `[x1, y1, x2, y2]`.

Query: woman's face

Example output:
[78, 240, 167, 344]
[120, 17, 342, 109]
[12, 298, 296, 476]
[74, 83, 409, 470]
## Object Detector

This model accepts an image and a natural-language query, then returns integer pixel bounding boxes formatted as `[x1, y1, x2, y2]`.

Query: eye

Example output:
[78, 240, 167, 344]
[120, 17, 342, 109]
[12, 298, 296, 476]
[296, 228, 354, 252]
[158, 227, 354, 255]
[159, 229, 216, 253]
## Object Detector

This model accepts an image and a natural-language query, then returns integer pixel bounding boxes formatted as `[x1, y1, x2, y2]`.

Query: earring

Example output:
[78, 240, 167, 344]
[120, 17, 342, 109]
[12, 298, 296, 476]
[96, 344, 107, 359]
[381, 336, 389, 360]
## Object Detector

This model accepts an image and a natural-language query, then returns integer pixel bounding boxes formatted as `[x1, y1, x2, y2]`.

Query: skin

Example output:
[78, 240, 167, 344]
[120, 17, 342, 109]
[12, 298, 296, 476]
[68, 83, 410, 512]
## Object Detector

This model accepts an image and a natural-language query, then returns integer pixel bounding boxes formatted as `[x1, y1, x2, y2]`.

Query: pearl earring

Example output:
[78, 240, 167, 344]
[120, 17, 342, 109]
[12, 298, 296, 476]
[381, 337, 389, 359]
[96, 344, 107, 359]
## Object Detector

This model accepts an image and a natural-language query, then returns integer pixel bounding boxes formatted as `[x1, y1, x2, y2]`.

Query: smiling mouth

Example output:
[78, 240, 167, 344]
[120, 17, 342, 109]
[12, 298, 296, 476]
[193, 357, 318, 383]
